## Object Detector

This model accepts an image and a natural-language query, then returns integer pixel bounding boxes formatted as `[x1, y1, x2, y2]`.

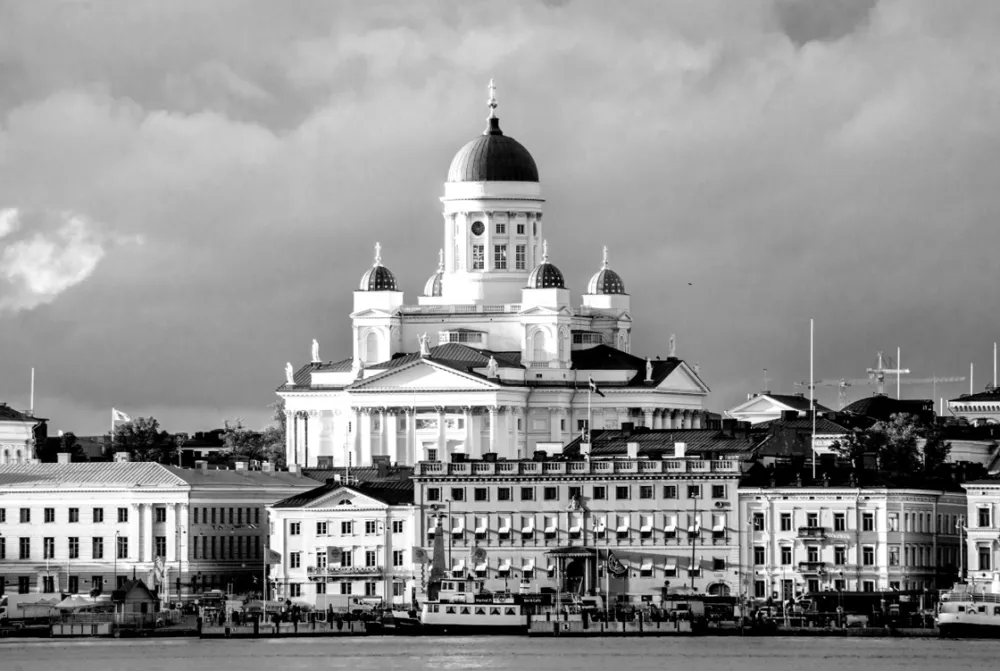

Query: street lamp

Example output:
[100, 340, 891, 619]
[114, 531, 121, 590]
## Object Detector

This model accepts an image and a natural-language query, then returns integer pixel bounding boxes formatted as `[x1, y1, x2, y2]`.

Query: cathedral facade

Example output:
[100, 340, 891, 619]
[278, 83, 710, 468]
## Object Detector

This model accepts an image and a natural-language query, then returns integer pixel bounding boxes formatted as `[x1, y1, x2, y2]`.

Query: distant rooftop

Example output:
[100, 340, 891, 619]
[0, 463, 186, 488]
[272, 480, 414, 509]
[563, 426, 763, 458]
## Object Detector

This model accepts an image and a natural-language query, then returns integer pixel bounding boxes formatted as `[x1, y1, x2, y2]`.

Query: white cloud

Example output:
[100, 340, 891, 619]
[0, 210, 125, 314]
[0, 208, 20, 239]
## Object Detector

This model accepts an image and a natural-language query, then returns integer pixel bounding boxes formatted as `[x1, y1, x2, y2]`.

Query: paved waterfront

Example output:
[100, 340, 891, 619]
[1, 636, 998, 671]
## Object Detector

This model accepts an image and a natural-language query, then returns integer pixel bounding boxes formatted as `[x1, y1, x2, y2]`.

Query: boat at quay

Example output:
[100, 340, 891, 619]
[936, 587, 1000, 638]
[418, 578, 546, 634]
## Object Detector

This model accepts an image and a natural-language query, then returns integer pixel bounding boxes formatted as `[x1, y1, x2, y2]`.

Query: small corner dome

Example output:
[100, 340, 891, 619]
[526, 241, 565, 289]
[359, 243, 398, 292]
[586, 247, 626, 295]
[423, 249, 444, 297]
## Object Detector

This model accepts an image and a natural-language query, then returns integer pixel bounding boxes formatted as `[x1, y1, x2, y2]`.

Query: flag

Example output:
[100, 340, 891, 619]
[265, 549, 282, 565]
[470, 546, 487, 564]
[327, 547, 342, 564]
[112, 408, 131, 423]
[588, 377, 605, 397]
[413, 546, 430, 564]
[606, 550, 627, 577]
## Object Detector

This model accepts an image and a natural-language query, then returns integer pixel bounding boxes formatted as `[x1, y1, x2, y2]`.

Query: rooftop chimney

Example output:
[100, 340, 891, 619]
[626, 442, 639, 459]
[114, 451, 131, 463]
[195, 460, 208, 470]
[579, 443, 591, 458]
[234, 460, 248, 471]
[57, 452, 72, 465]
[261, 461, 274, 473]
[288, 464, 302, 476]
[674, 442, 686, 458]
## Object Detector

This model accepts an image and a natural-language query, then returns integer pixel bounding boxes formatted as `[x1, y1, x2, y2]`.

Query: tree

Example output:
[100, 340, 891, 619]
[920, 425, 952, 475]
[107, 416, 172, 463]
[870, 413, 921, 478]
[829, 428, 879, 480]
[222, 400, 287, 468]
[37, 431, 88, 463]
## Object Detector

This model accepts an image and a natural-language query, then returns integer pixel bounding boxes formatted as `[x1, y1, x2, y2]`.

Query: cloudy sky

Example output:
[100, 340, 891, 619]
[1, 0, 999, 435]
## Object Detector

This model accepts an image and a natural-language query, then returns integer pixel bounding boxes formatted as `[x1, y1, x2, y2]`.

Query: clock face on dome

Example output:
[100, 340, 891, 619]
[471, 221, 485, 236]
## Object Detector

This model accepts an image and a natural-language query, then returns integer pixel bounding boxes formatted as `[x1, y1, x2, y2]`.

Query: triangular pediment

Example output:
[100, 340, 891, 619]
[519, 306, 572, 316]
[350, 308, 397, 319]
[658, 362, 710, 394]
[307, 487, 388, 510]
[729, 397, 783, 415]
[349, 359, 499, 391]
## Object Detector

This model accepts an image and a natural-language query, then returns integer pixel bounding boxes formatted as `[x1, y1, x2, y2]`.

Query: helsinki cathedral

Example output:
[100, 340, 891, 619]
[278, 82, 710, 468]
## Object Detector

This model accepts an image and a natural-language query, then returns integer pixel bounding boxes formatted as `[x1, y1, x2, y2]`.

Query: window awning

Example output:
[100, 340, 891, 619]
[475, 520, 488, 532]
[522, 559, 535, 571]
[664, 524, 676, 533]
[498, 560, 512, 571]
[546, 563, 555, 572]
[617, 523, 630, 532]
[596, 521, 606, 532]
[475, 562, 488, 571]
[569, 524, 582, 533]
[665, 560, 677, 569]
[452, 560, 465, 571]
[452, 521, 465, 533]
[712, 524, 725, 532]
[544, 524, 556, 533]
[498, 525, 511, 533]
[687, 524, 701, 533]
[640, 524, 653, 533]
[521, 523, 535, 533]
[640, 560, 653, 571]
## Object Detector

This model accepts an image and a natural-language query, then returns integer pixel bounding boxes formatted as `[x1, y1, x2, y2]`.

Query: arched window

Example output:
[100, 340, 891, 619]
[533, 330, 548, 362]
[15, 449, 22, 464]
[365, 331, 379, 364]
[1, 449, 8, 465]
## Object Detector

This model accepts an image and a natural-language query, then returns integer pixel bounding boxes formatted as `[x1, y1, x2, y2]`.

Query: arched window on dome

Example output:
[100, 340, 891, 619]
[532, 330, 548, 363]
[15, 449, 22, 464]
[1, 449, 8, 465]
[365, 331, 380, 364]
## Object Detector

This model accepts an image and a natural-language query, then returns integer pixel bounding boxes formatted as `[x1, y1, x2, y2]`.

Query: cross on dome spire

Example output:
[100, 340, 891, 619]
[542, 239, 549, 263]
[602, 245, 609, 268]
[373, 242, 382, 267]
[487, 78, 498, 119]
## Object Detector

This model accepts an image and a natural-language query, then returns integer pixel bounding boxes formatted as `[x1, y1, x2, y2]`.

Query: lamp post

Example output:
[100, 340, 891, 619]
[114, 531, 121, 590]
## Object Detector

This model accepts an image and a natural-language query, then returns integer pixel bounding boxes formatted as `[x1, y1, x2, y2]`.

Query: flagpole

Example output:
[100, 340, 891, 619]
[810, 319, 816, 480]
[587, 387, 592, 443]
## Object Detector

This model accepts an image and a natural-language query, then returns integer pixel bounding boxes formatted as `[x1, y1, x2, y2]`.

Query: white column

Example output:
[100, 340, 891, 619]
[506, 407, 516, 459]
[386, 410, 399, 464]
[693, 411, 704, 429]
[548, 407, 560, 442]
[464, 407, 474, 457]
[352, 408, 362, 467]
[166, 504, 177, 563]
[489, 407, 498, 454]
[437, 407, 447, 459]
[143, 504, 154, 562]
[642, 407, 654, 428]
[361, 410, 373, 466]
[405, 409, 416, 464]
[377, 408, 386, 457]
[284, 410, 295, 466]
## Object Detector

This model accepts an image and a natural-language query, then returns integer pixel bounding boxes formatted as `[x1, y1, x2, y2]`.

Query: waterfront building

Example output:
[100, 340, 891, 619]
[726, 393, 831, 426]
[277, 83, 710, 469]
[0, 463, 314, 600]
[0, 402, 44, 465]
[961, 477, 1000, 592]
[411, 425, 762, 602]
[948, 386, 1000, 426]
[267, 476, 417, 608]
[739, 470, 965, 602]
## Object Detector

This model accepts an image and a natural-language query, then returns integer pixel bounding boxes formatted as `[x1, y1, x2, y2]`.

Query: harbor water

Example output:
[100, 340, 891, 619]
[1, 635, 998, 671]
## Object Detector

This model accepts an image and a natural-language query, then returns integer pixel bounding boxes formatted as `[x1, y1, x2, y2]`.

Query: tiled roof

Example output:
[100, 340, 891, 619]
[279, 358, 353, 391]
[761, 394, 832, 413]
[164, 466, 317, 488]
[757, 417, 852, 434]
[740, 464, 966, 492]
[272, 480, 414, 509]
[570, 345, 684, 387]
[302, 466, 414, 484]
[0, 463, 187, 488]
[0, 403, 45, 422]
[564, 428, 764, 457]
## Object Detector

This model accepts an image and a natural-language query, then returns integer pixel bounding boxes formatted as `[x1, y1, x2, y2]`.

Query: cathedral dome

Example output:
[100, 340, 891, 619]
[447, 80, 538, 183]
[526, 240, 565, 289]
[359, 242, 398, 292]
[423, 249, 444, 297]
[586, 247, 626, 295]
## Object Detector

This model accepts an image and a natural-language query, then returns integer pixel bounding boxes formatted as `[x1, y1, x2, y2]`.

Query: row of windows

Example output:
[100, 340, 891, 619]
[193, 507, 261, 527]
[289, 548, 407, 569]
[192, 535, 261, 561]
[0, 575, 131, 596]
[751, 510, 965, 534]
[0, 536, 133, 560]
[285, 580, 406, 598]
[470, 244, 528, 271]
[427, 484, 727, 503]
[0, 507, 132, 525]
[753, 544, 960, 568]
[481, 221, 530, 236]
[287, 520, 405, 537]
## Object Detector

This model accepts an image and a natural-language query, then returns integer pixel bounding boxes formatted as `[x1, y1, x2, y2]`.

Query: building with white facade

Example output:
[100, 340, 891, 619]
[0, 402, 42, 465]
[726, 393, 831, 426]
[961, 477, 1000, 592]
[949, 386, 1000, 426]
[739, 473, 966, 603]
[267, 477, 416, 609]
[0, 463, 314, 600]
[278, 82, 710, 469]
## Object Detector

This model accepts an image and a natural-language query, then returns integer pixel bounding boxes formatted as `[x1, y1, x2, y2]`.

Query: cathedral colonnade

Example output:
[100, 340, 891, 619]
[284, 405, 710, 468]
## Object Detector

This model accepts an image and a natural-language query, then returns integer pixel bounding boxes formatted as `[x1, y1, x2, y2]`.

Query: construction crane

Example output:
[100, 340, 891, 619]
[867, 350, 910, 397]
[794, 378, 854, 410]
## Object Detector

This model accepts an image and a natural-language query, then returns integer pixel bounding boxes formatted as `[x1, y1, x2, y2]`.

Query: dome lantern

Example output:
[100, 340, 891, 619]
[359, 242, 399, 292]
[586, 246, 626, 295]
[526, 239, 566, 289]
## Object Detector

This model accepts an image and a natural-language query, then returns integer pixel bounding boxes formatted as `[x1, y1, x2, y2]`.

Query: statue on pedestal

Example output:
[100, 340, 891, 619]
[311, 339, 320, 363]
[284, 362, 295, 385]
[486, 356, 499, 378]
[645, 357, 653, 382]
[418, 333, 431, 357]
[669, 334, 676, 358]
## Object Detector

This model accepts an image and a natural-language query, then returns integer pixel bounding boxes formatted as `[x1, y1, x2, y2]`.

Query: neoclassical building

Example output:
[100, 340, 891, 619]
[0, 402, 42, 465]
[278, 82, 710, 468]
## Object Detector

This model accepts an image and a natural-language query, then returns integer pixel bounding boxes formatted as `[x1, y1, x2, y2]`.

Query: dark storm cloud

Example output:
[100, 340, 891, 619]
[1, 0, 999, 433]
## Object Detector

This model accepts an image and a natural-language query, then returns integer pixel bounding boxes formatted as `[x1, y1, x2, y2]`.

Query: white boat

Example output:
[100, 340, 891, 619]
[419, 578, 547, 634]
[936, 587, 1000, 637]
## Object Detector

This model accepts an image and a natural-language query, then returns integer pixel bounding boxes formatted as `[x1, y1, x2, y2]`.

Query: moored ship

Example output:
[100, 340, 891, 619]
[419, 578, 549, 634]
[936, 587, 1000, 637]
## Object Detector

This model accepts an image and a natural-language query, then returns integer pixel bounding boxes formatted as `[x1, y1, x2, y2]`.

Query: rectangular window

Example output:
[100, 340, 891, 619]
[833, 513, 846, 532]
[451, 488, 465, 502]
[889, 546, 900, 566]
[806, 512, 819, 527]
[752, 513, 765, 531]
[342, 550, 353, 567]
[237, 508, 243, 525]
[862, 546, 875, 566]
[980, 548, 992, 570]
[474, 488, 489, 502]
[365, 520, 377, 535]
[568, 486, 582, 500]
[496, 221, 506, 235]
[155, 507, 166, 523]
[93, 508, 104, 524]
[366, 550, 377, 567]
[663, 485, 677, 499]
[427, 448, 438, 462]
[979, 508, 991, 528]
[494, 245, 507, 270]
[43, 537, 55, 559]
[393, 550, 405, 567]
[315, 582, 326, 595]
[20, 537, 31, 559]
[888, 513, 899, 532]
[155, 536, 167, 558]
[290, 552, 301, 569]
[255, 508, 260, 526]
[687, 485, 701, 499]
[497, 487, 512, 501]
[342, 521, 353, 535]
[42, 576, 55, 593]
[20, 508, 30, 523]
[317, 522, 327, 536]
[69, 508, 79, 523]
[67, 576, 79, 594]
[515, 244, 526, 270]
[340, 582, 352, 595]
[45, 508, 55, 523]
[713, 558, 726, 571]
[520, 487, 535, 501]
[780, 513, 792, 531]
[68, 537, 79, 559]
[711, 485, 726, 499]
[118, 508, 128, 524]
[862, 513, 875, 531]
[755, 580, 767, 598]
[18, 576, 30, 594]
[427, 488, 441, 502]
[593, 486, 606, 500]
[0, 537, 4, 560]
[753, 546, 765, 565]
[316, 548, 327, 569]
[289, 584, 301, 598]
[616, 486, 630, 500]
[0, 508, 5, 523]
[472, 245, 484, 270]
[365, 582, 377, 597]
[93, 537, 104, 560]
[639, 485, 654, 500]
[807, 546, 819, 562]
[392, 520, 404, 534]
[780, 546, 792, 565]
[543, 487, 558, 501]
[516, 223, 525, 235]
[290, 522, 301, 536]
[834, 546, 846, 565]
[116, 537, 128, 559]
